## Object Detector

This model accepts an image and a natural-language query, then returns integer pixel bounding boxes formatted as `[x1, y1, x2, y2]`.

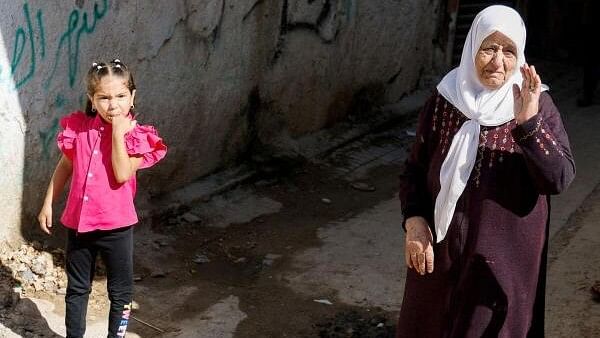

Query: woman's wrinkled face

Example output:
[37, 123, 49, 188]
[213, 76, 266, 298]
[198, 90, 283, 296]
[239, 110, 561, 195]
[475, 31, 518, 90]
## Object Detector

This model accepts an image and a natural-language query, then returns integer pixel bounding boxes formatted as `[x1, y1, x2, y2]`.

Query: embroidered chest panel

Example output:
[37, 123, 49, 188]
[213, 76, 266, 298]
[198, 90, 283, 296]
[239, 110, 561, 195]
[431, 94, 564, 187]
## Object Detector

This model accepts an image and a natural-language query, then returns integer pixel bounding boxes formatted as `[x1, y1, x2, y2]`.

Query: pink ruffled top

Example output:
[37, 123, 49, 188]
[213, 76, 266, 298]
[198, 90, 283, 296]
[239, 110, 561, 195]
[57, 111, 167, 232]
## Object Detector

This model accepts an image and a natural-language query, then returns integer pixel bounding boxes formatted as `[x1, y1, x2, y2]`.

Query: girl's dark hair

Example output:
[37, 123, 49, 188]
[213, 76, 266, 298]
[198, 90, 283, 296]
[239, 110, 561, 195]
[85, 59, 136, 116]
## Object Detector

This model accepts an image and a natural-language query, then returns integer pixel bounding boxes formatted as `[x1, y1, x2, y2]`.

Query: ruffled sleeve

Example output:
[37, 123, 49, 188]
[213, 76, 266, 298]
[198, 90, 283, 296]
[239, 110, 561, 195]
[125, 124, 167, 169]
[56, 111, 86, 160]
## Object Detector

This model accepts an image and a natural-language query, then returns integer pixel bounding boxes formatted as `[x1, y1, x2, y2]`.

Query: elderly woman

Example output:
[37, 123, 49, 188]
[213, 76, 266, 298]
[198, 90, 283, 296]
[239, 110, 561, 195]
[396, 5, 575, 338]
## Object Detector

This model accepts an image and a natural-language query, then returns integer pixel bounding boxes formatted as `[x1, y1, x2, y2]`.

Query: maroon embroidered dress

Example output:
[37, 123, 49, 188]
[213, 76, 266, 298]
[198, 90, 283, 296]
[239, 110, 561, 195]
[396, 91, 575, 338]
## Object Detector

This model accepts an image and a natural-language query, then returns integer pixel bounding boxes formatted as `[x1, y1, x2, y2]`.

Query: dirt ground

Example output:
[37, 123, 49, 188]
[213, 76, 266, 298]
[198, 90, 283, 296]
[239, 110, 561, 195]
[545, 183, 600, 337]
[126, 156, 410, 337]
[1, 60, 599, 337]
[17, 161, 409, 338]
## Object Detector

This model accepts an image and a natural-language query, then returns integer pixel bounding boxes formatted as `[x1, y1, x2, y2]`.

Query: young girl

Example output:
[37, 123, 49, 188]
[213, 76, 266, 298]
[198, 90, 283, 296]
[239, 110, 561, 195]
[38, 59, 167, 338]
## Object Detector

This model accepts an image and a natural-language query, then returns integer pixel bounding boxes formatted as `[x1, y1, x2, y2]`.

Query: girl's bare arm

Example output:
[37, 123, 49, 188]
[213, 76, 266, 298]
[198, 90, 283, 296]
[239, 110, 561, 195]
[38, 155, 73, 234]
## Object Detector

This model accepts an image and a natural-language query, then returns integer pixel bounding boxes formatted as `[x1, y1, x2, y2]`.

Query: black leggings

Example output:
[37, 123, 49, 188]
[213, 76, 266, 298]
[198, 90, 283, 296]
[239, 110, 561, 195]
[65, 226, 133, 338]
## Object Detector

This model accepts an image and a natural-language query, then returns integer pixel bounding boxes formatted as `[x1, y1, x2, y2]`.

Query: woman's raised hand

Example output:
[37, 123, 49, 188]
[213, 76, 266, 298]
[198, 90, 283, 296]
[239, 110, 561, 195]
[405, 216, 434, 275]
[513, 63, 541, 124]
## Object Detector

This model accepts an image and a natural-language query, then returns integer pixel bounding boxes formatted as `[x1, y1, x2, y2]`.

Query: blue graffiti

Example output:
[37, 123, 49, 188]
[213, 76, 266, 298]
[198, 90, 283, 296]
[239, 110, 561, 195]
[54, 94, 67, 108]
[39, 118, 59, 159]
[37, 9, 46, 59]
[0, 1, 108, 91]
[46, 0, 109, 88]
[344, 0, 356, 21]
[6, 3, 39, 89]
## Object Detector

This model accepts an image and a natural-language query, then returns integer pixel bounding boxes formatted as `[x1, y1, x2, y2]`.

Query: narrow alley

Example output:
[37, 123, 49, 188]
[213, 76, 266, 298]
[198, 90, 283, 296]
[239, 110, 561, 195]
[0, 59, 598, 337]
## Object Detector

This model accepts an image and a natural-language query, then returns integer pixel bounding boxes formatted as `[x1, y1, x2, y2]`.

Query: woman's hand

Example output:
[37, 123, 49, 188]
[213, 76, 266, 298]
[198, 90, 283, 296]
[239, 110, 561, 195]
[111, 114, 136, 137]
[405, 216, 434, 275]
[513, 63, 541, 125]
[38, 203, 53, 235]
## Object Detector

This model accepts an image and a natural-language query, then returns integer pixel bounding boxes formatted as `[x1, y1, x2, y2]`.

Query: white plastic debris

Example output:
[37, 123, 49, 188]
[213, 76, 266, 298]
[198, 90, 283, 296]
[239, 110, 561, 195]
[193, 254, 211, 264]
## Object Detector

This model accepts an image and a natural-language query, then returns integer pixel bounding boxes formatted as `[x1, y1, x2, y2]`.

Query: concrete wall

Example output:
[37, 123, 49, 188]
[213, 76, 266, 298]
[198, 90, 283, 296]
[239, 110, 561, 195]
[0, 0, 445, 242]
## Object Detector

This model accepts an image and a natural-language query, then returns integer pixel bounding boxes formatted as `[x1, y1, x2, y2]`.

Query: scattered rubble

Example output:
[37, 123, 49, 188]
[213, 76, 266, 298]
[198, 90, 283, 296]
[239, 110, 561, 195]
[0, 242, 67, 295]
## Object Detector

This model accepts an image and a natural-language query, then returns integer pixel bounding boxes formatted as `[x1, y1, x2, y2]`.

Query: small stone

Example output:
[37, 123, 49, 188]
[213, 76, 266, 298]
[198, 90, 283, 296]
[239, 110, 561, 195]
[321, 198, 332, 204]
[262, 254, 281, 267]
[350, 182, 376, 192]
[234, 257, 247, 264]
[12, 286, 22, 294]
[151, 271, 167, 278]
[33, 281, 44, 292]
[182, 212, 202, 223]
[133, 274, 144, 282]
[19, 269, 36, 284]
[31, 253, 53, 276]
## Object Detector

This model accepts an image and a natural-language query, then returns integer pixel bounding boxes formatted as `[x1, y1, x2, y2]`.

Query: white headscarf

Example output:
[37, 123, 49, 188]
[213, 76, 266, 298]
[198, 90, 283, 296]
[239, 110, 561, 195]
[433, 5, 541, 243]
